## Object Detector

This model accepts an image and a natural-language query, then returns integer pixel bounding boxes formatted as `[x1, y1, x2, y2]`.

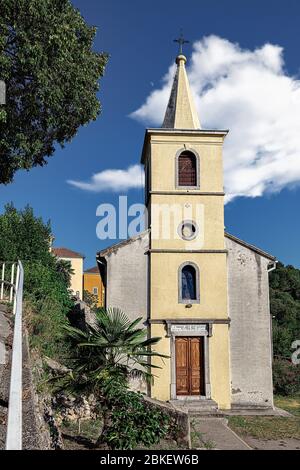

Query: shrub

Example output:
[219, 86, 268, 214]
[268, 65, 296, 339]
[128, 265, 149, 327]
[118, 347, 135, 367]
[23, 260, 73, 360]
[104, 388, 171, 450]
[273, 358, 300, 396]
[83, 289, 98, 311]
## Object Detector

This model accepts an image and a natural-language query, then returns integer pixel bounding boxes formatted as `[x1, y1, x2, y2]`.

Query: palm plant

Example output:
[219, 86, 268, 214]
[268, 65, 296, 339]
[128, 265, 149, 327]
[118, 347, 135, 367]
[65, 307, 166, 384]
[58, 307, 168, 447]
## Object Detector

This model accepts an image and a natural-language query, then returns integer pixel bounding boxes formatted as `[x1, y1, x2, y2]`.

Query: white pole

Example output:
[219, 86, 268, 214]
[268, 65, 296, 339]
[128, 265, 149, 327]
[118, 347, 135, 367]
[0, 262, 5, 300]
[13, 265, 20, 316]
[6, 261, 23, 450]
[10, 263, 15, 302]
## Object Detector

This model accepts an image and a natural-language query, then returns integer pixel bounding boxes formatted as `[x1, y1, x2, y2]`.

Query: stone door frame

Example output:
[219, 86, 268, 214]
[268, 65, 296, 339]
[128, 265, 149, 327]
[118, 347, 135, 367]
[166, 321, 212, 400]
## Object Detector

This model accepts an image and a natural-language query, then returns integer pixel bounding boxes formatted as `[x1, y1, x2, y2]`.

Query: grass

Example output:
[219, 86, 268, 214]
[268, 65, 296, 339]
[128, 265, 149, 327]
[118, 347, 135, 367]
[228, 415, 300, 440]
[274, 395, 300, 417]
[60, 418, 103, 449]
[228, 396, 300, 440]
[60, 418, 184, 450]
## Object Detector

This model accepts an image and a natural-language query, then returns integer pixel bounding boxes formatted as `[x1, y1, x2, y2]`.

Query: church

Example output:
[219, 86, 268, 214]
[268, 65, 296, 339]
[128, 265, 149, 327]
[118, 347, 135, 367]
[96, 51, 276, 411]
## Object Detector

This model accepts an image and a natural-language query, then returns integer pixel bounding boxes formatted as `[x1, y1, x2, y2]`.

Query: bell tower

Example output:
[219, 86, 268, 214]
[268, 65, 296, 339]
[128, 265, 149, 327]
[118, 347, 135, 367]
[141, 50, 231, 409]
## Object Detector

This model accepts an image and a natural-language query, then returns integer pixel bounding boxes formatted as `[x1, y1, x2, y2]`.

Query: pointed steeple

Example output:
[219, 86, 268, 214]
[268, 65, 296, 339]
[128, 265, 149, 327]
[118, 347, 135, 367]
[162, 54, 201, 129]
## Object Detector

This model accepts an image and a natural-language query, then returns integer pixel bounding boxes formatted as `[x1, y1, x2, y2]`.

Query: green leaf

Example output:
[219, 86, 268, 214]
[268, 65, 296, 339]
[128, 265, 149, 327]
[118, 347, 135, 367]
[0, 0, 108, 184]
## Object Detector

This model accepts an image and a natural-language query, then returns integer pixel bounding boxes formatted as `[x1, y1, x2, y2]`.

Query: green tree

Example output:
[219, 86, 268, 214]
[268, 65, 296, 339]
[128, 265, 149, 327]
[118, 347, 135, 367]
[270, 262, 300, 358]
[56, 258, 74, 289]
[59, 308, 168, 448]
[0, 203, 73, 358]
[0, 203, 52, 263]
[270, 261, 300, 395]
[0, 0, 108, 183]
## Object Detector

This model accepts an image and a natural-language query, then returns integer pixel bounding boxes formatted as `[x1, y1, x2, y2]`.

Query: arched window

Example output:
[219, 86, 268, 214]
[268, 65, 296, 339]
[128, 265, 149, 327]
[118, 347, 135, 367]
[178, 151, 197, 187]
[179, 262, 200, 303]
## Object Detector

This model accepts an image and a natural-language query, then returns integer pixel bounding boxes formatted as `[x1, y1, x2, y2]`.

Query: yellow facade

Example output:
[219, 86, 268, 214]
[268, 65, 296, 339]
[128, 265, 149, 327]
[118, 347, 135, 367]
[59, 256, 83, 299]
[150, 194, 225, 251]
[151, 252, 228, 319]
[150, 134, 224, 193]
[209, 324, 231, 409]
[83, 271, 104, 307]
[150, 323, 172, 402]
[143, 53, 231, 409]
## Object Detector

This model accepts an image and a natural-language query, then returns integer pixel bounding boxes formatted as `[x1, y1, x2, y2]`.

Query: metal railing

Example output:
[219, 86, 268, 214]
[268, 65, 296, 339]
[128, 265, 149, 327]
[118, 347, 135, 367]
[0, 261, 24, 450]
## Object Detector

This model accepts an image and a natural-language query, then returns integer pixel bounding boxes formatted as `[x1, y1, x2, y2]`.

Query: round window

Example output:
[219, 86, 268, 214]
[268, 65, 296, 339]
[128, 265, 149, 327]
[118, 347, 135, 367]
[178, 220, 198, 241]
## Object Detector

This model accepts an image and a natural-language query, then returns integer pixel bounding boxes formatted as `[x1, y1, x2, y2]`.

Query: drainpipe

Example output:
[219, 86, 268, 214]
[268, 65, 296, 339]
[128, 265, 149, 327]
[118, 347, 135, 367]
[267, 260, 278, 273]
[267, 260, 277, 363]
[96, 256, 107, 309]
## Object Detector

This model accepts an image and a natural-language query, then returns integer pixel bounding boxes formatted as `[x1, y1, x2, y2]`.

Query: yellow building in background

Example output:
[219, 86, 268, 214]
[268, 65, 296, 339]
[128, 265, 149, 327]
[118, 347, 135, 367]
[52, 247, 84, 299]
[83, 266, 104, 307]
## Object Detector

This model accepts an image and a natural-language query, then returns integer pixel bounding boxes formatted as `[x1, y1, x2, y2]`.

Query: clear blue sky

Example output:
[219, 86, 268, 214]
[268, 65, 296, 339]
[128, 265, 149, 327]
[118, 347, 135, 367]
[1, 0, 299, 269]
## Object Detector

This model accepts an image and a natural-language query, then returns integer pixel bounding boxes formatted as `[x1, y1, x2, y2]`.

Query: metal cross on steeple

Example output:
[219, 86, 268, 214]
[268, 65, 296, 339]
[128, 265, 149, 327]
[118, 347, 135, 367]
[173, 30, 189, 55]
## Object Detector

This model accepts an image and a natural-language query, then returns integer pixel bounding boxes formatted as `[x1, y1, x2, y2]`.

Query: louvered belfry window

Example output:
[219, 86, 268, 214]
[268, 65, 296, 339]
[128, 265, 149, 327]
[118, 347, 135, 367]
[178, 151, 197, 186]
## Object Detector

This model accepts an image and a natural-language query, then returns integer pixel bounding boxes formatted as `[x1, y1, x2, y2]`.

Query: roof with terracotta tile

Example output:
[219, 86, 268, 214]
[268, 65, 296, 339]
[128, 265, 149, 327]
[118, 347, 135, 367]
[84, 266, 99, 274]
[52, 247, 85, 259]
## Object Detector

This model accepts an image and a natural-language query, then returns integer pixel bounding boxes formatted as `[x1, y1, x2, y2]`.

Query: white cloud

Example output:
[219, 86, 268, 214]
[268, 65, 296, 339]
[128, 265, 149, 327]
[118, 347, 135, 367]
[68, 164, 144, 192]
[130, 35, 300, 202]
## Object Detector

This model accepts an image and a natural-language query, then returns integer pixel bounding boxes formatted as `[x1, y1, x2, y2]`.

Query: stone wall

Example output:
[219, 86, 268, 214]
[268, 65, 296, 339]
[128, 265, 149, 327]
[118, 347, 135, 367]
[23, 332, 51, 449]
[143, 395, 191, 448]
[226, 236, 274, 408]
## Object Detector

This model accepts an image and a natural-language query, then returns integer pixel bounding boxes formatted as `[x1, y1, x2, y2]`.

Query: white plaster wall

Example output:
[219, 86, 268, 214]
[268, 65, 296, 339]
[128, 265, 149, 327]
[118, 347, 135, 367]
[226, 237, 274, 408]
[105, 232, 149, 322]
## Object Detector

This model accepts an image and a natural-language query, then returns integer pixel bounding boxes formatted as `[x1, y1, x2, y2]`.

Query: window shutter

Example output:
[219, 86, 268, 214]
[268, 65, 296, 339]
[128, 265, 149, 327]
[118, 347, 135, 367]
[178, 151, 197, 186]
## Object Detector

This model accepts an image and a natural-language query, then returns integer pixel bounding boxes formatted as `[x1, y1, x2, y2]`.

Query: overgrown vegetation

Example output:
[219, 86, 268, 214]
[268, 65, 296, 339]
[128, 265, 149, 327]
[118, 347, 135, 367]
[269, 262, 300, 395]
[83, 289, 98, 311]
[60, 416, 182, 451]
[0, 203, 73, 360]
[100, 388, 171, 450]
[0, 206, 174, 449]
[52, 308, 171, 449]
[272, 359, 300, 396]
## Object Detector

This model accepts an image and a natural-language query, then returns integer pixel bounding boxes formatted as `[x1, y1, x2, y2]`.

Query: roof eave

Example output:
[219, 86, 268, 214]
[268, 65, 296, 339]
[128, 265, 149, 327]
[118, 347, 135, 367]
[96, 230, 149, 258]
[52, 248, 85, 259]
[225, 232, 276, 261]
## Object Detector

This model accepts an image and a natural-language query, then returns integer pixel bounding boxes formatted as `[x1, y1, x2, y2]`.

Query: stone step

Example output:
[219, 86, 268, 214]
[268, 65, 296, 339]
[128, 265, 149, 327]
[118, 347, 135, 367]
[170, 399, 220, 416]
[189, 411, 225, 417]
[230, 403, 274, 411]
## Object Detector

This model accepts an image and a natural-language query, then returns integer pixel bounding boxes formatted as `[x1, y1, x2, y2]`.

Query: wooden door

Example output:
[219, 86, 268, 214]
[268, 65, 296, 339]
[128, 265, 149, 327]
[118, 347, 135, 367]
[175, 337, 204, 396]
[175, 338, 189, 395]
